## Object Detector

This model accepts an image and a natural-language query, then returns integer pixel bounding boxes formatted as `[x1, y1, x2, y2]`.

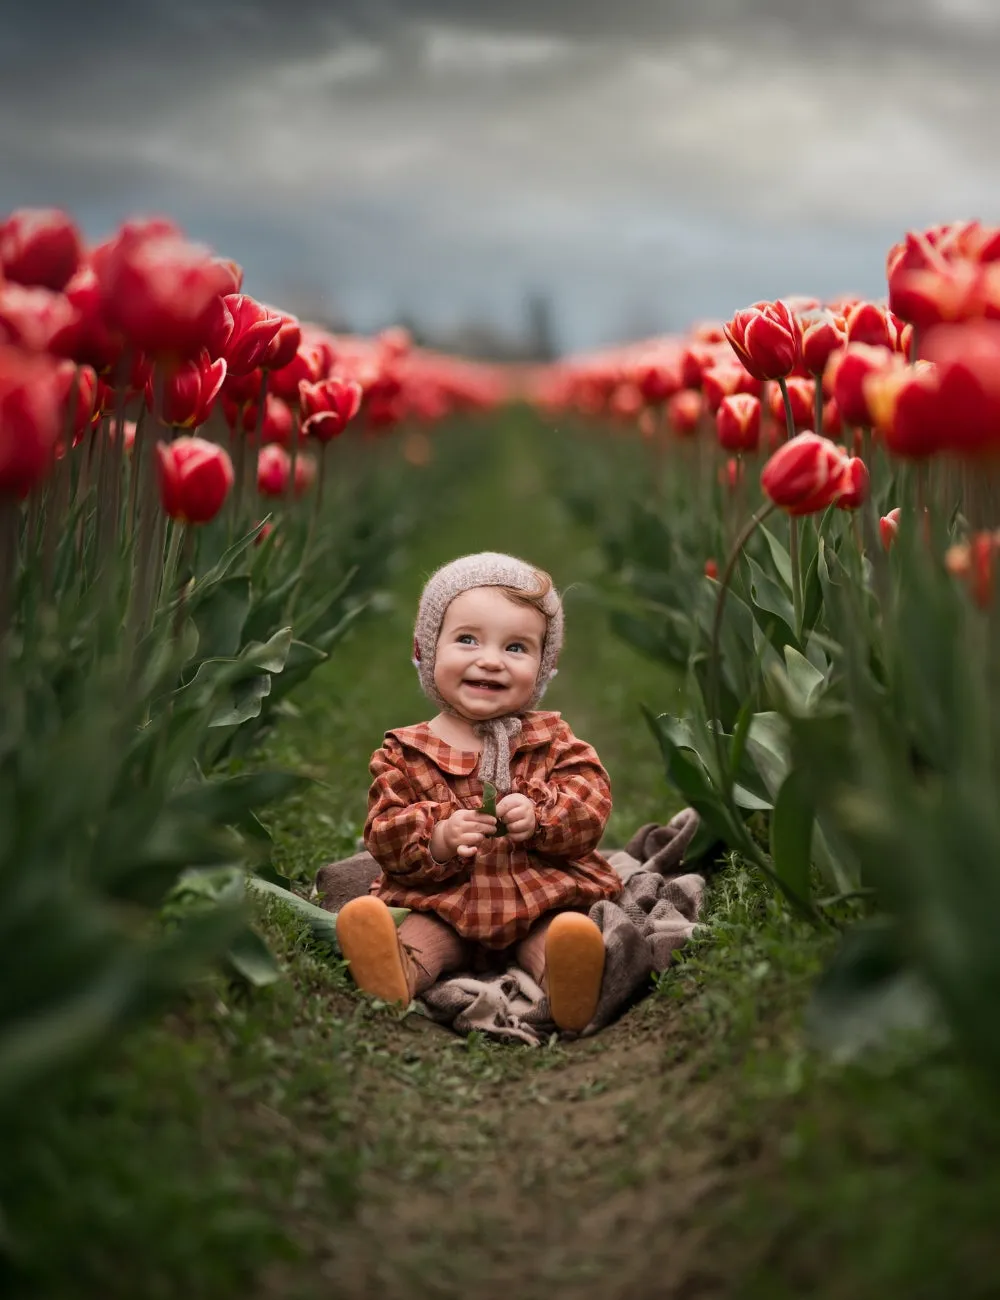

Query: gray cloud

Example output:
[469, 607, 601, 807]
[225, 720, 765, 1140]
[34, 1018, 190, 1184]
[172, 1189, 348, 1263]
[2, 1, 999, 350]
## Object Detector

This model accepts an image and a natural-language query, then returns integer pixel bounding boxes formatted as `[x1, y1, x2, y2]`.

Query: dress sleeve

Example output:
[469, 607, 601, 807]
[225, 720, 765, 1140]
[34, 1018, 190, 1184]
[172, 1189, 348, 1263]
[518, 725, 612, 858]
[363, 741, 469, 884]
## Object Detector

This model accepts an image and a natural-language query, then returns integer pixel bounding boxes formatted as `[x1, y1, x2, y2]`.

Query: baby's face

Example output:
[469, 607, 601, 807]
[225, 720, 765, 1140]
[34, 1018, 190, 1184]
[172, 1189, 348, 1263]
[434, 586, 547, 722]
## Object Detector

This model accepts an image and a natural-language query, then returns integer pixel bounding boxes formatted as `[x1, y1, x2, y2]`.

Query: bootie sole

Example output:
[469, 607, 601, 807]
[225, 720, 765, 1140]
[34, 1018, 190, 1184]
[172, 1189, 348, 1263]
[336, 896, 412, 1005]
[545, 912, 605, 1033]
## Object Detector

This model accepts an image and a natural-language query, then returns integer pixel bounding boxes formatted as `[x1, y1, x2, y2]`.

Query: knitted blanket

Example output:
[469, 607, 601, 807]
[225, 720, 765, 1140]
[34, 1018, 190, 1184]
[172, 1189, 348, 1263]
[312, 809, 705, 1045]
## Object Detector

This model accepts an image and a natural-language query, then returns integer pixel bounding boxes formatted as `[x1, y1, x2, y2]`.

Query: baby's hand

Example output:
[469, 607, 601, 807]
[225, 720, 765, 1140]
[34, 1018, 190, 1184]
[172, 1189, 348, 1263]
[495, 793, 536, 843]
[431, 808, 497, 862]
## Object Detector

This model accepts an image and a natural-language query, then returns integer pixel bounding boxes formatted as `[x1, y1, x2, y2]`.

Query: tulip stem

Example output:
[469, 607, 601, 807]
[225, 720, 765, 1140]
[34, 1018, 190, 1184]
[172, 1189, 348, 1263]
[126, 405, 148, 540]
[778, 378, 804, 633]
[0, 499, 18, 646]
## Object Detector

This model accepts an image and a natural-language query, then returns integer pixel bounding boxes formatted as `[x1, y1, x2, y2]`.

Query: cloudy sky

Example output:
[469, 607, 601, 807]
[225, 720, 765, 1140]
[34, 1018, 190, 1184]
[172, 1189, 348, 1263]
[2, 0, 999, 351]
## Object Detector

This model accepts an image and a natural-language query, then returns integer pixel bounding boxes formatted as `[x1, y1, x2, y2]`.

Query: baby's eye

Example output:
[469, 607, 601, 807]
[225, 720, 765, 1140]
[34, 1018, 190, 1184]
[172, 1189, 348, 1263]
[506, 642, 527, 654]
[456, 634, 476, 645]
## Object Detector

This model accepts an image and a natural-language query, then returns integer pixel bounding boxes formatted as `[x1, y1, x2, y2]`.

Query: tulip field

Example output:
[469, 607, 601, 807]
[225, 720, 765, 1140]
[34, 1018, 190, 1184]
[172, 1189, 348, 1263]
[3, 208, 1000, 1298]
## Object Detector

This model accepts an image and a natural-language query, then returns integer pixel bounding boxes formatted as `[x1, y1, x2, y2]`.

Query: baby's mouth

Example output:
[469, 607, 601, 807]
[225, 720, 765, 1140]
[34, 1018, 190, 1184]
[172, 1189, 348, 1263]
[463, 679, 507, 693]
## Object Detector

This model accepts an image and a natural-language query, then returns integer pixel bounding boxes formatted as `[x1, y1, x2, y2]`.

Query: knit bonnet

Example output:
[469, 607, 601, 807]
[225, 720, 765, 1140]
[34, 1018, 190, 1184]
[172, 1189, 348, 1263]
[412, 552, 564, 793]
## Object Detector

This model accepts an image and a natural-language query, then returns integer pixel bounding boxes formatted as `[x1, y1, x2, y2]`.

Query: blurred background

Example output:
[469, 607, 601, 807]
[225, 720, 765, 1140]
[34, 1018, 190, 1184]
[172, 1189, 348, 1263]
[2, 0, 999, 357]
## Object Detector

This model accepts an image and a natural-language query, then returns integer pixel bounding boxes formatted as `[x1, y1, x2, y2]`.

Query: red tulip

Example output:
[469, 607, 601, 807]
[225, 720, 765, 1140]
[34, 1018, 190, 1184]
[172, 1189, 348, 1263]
[609, 382, 643, 420]
[156, 436, 234, 523]
[760, 432, 848, 516]
[97, 223, 233, 359]
[257, 444, 315, 497]
[208, 294, 284, 376]
[60, 364, 100, 444]
[879, 507, 902, 551]
[299, 376, 363, 441]
[716, 393, 761, 452]
[701, 363, 760, 415]
[377, 325, 412, 360]
[634, 358, 682, 404]
[919, 320, 1000, 454]
[828, 344, 895, 428]
[261, 312, 301, 372]
[864, 360, 944, 460]
[254, 520, 276, 546]
[720, 456, 744, 493]
[822, 397, 842, 439]
[834, 457, 869, 510]
[0, 208, 83, 291]
[724, 300, 801, 381]
[222, 368, 264, 407]
[0, 345, 68, 497]
[704, 558, 719, 580]
[150, 349, 227, 429]
[844, 302, 893, 350]
[0, 284, 81, 355]
[680, 342, 721, 390]
[769, 375, 815, 432]
[666, 388, 702, 437]
[63, 264, 122, 373]
[800, 312, 846, 375]
[946, 532, 1000, 608]
[269, 340, 327, 402]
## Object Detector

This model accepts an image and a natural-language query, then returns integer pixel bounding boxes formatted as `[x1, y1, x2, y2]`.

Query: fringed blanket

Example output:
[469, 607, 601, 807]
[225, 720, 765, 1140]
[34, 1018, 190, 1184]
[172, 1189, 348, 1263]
[313, 809, 705, 1045]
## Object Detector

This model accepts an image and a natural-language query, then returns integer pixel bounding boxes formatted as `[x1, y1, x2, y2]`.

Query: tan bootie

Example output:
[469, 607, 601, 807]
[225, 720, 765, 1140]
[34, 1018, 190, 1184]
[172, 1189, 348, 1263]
[336, 896, 414, 1005]
[544, 912, 605, 1033]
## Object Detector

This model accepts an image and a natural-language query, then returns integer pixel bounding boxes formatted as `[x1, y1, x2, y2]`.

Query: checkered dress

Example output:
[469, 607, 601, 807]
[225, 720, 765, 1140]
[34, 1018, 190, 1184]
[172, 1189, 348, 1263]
[364, 710, 620, 949]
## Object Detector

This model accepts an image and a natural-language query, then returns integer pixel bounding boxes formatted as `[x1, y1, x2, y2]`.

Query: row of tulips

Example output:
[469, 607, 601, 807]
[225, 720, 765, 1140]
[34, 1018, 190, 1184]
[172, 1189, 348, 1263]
[0, 206, 507, 1117]
[530, 219, 1000, 1076]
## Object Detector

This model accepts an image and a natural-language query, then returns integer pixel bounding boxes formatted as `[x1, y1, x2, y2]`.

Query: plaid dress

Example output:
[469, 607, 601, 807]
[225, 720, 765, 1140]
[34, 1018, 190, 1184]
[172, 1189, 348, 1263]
[364, 710, 620, 949]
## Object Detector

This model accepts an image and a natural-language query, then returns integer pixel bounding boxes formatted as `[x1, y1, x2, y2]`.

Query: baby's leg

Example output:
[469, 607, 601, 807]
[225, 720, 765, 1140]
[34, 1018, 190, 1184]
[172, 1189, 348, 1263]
[514, 908, 605, 1032]
[338, 900, 471, 1003]
[398, 911, 472, 995]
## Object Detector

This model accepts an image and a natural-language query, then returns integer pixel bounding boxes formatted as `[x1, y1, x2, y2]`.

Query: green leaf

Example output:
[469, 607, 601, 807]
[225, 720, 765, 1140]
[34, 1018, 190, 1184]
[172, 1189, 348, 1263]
[806, 920, 941, 1063]
[241, 626, 293, 673]
[190, 575, 251, 660]
[208, 673, 271, 728]
[744, 712, 790, 800]
[782, 645, 827, 713]
[769, 767, 814, 906]
[226, 926, 282, 987]
[801, 549, 824, 633]
[192, 522, 263, 589]
[759, 525, 794, 590]
[746, 555, 796, 644]
[171, 771, 312, 826]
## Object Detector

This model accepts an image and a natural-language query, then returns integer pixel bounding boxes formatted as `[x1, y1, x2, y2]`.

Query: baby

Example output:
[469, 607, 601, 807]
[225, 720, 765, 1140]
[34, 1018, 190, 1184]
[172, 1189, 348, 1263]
[336, 552, 621, 1032]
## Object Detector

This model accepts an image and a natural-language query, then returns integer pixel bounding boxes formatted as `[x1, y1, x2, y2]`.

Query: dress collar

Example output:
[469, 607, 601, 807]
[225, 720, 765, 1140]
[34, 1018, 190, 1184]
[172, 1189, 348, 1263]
[387, 710, 563, 776]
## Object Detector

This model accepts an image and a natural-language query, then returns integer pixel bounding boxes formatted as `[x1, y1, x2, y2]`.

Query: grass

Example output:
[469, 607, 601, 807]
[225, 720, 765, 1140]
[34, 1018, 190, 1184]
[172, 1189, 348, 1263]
[3, 415, 1000, 1299]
